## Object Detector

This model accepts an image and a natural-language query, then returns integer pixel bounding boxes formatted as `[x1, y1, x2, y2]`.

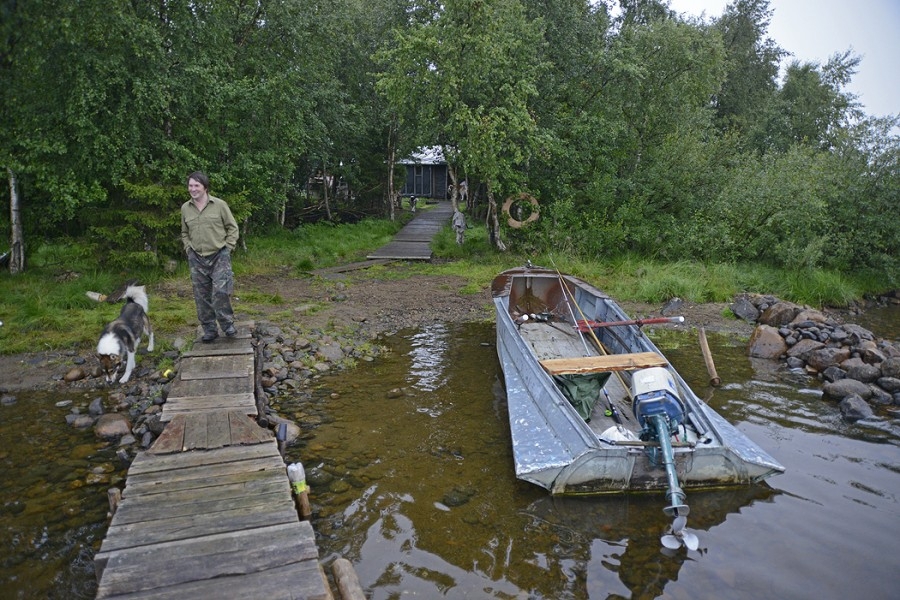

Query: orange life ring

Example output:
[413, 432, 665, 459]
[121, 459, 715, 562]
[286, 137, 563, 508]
[503, 194, 540, 228]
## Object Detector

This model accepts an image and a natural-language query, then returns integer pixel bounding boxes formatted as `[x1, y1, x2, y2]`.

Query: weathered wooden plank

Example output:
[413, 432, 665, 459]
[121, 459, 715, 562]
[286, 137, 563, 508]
[123, 458, 285, 496]
[96, 522, 319, 597]
[182, 413, 208, 450]
[161, 393, 257, 422]
[311, 258, 393, 275]
[205, 410, 230, 449]
[129, 443, 278, 475]
[96, 321, 333, 600]
[122, 469, 281, 499]
[147, 415, 185, 454]
[162, 393, 256, 408]
[111, 485, 288, 526]
[95, 559, 328, 600]
[181, 339, 255, 357]
[101, 503, 299, 552]
[540, 351, 668, 375]
[228, 411, 273, 445]
[367, 240, 432, 260]
[121, 469, 284, 501]
[164, 376, 255, 399]
[180, 354, 254, 381]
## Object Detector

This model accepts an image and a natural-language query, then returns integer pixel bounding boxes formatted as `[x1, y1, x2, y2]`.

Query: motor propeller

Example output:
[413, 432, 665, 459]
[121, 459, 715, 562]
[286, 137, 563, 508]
[661, 515, 699, 550]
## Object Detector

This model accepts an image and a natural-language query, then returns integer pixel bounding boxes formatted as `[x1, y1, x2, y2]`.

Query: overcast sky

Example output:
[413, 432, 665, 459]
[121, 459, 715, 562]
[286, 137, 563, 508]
[667, 0, 900, 121]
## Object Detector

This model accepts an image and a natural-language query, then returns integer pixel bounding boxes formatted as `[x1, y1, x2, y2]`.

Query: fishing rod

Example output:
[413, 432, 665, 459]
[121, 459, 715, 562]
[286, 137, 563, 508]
[575, 316, 685, 332]
[552, 265, 591, 356]
[602, 388, 627, 429]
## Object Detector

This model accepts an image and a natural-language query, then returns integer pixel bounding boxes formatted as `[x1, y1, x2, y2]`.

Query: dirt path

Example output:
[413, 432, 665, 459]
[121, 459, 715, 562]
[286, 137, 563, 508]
[0, 263, 754, 393]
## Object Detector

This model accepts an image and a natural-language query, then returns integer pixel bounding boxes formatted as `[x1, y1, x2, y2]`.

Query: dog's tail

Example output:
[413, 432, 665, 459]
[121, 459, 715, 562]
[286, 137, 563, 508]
[124, 285, 149, 314]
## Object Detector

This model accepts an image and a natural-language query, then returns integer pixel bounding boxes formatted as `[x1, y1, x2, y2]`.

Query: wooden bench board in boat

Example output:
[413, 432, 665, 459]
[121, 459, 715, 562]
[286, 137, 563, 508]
[540, 351, 668, 375]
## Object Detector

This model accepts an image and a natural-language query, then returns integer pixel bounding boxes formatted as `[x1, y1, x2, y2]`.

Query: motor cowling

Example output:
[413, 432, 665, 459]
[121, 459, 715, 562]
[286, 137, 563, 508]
[631, 367, 686, 438]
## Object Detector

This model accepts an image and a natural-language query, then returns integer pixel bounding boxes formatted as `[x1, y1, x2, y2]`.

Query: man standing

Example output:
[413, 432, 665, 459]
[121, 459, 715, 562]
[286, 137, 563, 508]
[181, 171, 239, 342]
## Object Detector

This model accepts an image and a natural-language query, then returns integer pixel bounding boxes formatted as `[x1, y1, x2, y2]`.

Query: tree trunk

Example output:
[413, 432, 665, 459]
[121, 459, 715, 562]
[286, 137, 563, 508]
[8, 167, 25, 273]
[447, 163, 459, 212]
[485, 180, 506, 251]
[323, 161, 332, 221]
[386, 123, 397, 222]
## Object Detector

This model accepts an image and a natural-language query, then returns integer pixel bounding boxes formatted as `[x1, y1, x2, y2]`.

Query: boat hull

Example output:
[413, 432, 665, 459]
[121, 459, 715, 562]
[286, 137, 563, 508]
[492, 266, 783, 495]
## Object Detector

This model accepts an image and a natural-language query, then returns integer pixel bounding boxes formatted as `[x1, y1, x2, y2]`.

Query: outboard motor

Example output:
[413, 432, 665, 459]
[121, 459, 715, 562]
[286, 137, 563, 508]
[632, 366, 686, 437]
[631, 367, 699, 550]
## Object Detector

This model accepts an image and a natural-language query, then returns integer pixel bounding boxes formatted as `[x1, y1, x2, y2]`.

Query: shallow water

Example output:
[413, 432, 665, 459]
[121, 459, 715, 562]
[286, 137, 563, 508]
[0, 390, 126, 600]
[2, 307, 898, 599]
[286, 319, 899, 600]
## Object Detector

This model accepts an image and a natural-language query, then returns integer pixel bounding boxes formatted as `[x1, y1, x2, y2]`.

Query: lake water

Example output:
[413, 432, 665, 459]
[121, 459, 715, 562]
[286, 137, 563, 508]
[284, 319, 900, 600]
[2, 309, 898, 599]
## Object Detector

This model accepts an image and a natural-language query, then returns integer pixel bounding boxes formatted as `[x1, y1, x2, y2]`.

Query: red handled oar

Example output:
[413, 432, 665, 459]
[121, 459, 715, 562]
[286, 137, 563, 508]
[575, 316, 684, 332]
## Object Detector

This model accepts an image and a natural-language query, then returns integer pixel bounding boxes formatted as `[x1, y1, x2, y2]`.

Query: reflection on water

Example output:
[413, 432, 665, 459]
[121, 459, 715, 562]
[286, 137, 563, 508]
[287, 322, 899, 600]
[408, 323, 452, 393]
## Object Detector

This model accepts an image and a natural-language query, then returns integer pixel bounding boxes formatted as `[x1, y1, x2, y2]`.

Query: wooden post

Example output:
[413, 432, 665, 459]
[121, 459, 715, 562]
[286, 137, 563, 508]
[294, 489, 312, 521]
[253, 339, 269, 428]
[107, 488, 121, 518]
[332, 558, 366, 600]
[288, 463, 312, 520]
[698, 327, 721, 386]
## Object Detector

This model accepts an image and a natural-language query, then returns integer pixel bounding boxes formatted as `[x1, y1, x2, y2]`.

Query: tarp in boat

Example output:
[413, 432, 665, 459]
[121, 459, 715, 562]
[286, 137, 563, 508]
[553, 372, 611, 421]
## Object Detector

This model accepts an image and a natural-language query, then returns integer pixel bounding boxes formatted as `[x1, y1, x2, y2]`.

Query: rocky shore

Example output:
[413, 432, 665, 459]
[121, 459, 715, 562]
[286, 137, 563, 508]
[740, 292, 900, 421]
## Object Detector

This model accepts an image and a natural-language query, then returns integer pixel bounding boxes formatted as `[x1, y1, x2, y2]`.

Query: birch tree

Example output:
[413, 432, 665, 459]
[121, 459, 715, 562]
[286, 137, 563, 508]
[375, 0, 544, 249]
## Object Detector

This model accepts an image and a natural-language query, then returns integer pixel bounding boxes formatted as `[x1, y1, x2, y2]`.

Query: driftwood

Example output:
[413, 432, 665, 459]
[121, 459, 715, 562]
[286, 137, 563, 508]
[332, 558, 366, 600]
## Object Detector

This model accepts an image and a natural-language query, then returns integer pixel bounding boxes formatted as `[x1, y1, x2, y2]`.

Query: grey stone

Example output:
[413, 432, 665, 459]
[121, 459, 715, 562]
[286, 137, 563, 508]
[839, 394, 874, 422]
[880, 357, 900, 379]
[846, 363, 881, 384]
[868, 386, 893, 406]
[748, 325, 787, 359]
[730, 295, 760, 322]
[822, 378, 872, 401]
[806, 347, 851, 372]
[758, 302, 802, 327]
[876, 377, 900, 393]
[821, 366, 846, 383]
[94, 413, 131, 439]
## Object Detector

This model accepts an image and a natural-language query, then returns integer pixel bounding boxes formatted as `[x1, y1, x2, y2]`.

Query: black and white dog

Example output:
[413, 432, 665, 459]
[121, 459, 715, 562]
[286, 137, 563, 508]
[96, 285, 154, 383]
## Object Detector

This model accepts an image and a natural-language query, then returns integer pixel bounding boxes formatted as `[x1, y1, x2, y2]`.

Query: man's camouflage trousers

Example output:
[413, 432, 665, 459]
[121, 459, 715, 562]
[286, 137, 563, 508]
[188, 247, 235, 333]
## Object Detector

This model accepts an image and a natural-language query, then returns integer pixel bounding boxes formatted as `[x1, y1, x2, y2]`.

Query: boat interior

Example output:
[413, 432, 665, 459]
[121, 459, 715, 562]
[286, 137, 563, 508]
[506, 272, 697, 444]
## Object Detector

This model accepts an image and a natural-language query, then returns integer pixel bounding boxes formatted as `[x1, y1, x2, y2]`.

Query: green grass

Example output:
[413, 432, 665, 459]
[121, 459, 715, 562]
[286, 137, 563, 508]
[239, 217, 407, 276]
[0, 220, 885, 355]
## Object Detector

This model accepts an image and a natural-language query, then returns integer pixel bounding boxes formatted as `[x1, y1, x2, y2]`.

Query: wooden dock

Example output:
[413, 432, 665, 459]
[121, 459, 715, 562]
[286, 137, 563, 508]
[94, 323, 331, 599]
[366, 201, 455, 260]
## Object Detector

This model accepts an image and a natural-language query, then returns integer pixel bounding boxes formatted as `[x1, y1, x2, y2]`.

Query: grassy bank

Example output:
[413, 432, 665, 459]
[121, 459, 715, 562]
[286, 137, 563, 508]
[0, 211, 883, 355]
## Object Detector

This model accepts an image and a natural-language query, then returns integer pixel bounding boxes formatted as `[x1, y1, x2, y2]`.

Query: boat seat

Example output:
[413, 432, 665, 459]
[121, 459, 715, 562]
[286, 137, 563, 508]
[539, 352, 668, 375]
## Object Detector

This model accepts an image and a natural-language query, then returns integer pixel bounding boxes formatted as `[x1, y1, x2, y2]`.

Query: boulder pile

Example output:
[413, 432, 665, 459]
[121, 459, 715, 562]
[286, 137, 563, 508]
[740, 293, 900, 422]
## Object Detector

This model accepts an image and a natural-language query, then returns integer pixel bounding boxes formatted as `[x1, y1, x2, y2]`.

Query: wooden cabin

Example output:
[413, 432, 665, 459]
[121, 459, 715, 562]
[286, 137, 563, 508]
[398, 146, 448, 201]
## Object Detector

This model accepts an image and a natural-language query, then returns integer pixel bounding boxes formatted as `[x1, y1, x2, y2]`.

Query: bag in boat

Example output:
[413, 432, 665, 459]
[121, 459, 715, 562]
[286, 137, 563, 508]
[552, 373, 611, 421]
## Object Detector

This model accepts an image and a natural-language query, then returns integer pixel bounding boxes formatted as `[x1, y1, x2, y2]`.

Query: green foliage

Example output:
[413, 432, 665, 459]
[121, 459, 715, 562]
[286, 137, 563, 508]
[1, 0, 897, 284]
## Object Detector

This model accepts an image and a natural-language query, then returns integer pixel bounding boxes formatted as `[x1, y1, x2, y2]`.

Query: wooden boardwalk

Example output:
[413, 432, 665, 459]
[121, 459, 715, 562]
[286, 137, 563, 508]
[366, 201, 455, 260]
[94, 323, 331, 600]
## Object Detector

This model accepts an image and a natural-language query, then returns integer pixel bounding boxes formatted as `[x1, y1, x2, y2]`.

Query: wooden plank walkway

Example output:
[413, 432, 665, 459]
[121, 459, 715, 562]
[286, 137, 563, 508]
[367, 201, 455, 260]
[94, 322, 331, 600]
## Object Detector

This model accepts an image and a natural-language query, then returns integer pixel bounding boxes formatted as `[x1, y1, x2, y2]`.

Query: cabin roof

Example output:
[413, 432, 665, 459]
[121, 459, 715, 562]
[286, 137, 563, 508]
[398, 146, 446, 165]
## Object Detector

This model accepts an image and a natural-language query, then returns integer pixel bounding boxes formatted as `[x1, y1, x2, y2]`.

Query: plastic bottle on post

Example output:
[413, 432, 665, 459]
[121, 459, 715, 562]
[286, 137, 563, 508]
[287, 462, 311, 519]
